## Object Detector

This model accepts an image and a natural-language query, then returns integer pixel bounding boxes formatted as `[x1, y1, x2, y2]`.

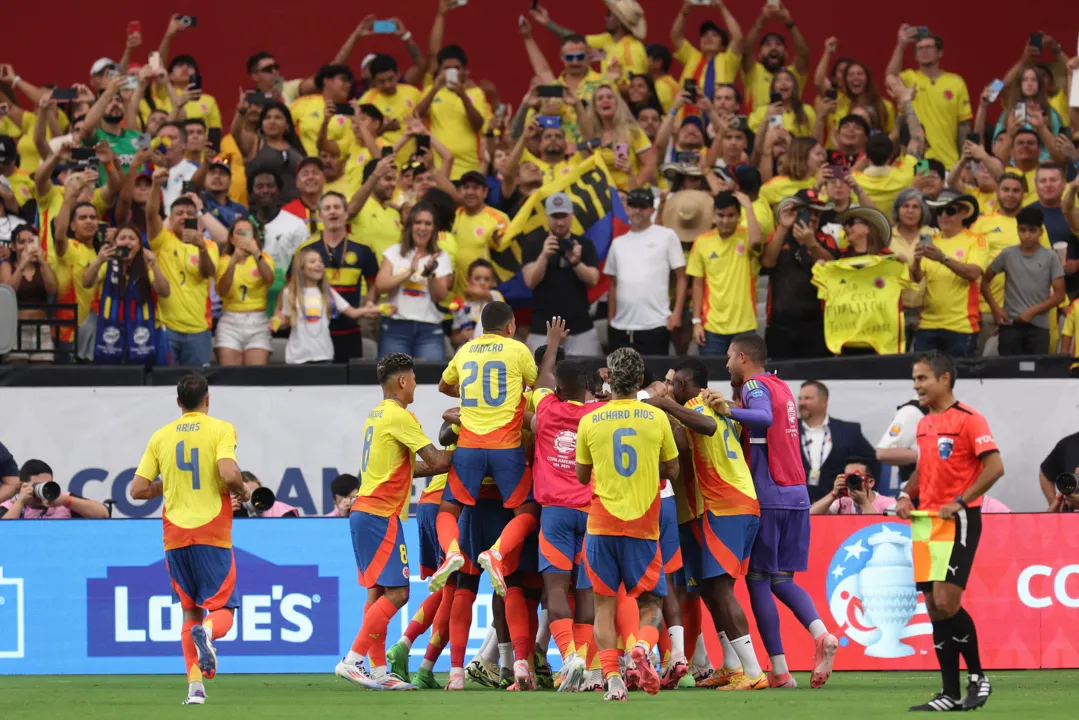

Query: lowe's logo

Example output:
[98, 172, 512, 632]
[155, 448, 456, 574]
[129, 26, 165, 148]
[86, 549, 338, 656]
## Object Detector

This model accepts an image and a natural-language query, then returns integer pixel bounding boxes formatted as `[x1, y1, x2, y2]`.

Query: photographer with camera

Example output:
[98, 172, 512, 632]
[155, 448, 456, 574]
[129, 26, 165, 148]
[521, 192, 601, 355]
[1039, 430, 1079, 510]
[810, 458, 896, 515]
[1, 459, 109, 519]
[231, 471, 298, 518]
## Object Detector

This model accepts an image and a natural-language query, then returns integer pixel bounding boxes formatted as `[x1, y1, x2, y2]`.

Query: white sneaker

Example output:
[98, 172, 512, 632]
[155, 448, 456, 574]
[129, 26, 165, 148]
[182, 684, 206, 705]
[582, 668, 605, 692]
[465, 658, 500, 687]
[335, 658, 378, 689]
[557, 653, 586, 693]
[373, 672, 418, 690]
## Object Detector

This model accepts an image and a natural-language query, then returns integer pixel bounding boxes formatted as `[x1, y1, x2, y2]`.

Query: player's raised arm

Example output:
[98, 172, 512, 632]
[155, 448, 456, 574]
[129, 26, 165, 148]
[645, 394, 718, 437]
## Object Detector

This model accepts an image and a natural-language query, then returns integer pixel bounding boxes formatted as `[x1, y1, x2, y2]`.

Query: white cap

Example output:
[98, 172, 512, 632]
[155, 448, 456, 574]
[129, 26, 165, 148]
[361, 54, 377, 71]
[90, 58, 117, 76]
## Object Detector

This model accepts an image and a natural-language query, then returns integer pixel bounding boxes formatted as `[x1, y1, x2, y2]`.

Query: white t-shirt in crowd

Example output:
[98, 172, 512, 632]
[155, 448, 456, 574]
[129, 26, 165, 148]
[877, 403, 924, 453]
[382, 244, 453, 325]
[262, 210, 311, 269]
[163, 160, 199, 211]
[603, 224, 685, 331]
[0, 214, 27, 244]
[281, 285, 347, 364]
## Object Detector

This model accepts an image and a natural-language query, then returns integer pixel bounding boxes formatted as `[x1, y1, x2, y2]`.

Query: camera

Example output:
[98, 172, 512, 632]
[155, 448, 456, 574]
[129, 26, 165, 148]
[558, 237, 574, 254]
[243, 487, 276, 517]
[32, 481, 61, 503]
[844, 471, 866, 492]
[1056, 472, 1078, 497]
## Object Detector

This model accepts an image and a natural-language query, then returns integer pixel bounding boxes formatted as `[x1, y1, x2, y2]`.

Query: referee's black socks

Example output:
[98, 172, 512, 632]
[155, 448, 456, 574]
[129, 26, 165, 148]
[931, 606, 983, 698]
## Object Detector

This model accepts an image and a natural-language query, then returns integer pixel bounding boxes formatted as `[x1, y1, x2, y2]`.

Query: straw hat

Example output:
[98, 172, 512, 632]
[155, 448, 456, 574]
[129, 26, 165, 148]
[661, 190, 714, 247]
[604, 0, 648, 41]
[835, 206, 893, 247]
[926, 189, 980, 225]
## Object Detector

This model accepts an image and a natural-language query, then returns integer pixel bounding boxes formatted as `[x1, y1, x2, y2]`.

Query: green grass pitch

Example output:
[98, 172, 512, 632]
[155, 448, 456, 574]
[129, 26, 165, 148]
[8, 671, 1076, 719]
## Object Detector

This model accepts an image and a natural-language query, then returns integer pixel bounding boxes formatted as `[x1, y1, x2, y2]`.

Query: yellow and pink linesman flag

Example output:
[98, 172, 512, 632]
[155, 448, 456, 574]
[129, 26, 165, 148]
[909, 510, 955, 583]
[490, 154, 630, 309]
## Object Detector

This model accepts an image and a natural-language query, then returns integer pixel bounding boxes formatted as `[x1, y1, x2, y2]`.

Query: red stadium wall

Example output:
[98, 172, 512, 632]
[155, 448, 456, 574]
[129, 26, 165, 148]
[5, 1, 1068, 121]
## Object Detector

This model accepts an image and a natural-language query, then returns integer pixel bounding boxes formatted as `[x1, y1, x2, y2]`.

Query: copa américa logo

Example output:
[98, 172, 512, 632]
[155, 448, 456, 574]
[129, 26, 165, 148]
[826, 523, 932, 659]
[86, 549, 338, 657]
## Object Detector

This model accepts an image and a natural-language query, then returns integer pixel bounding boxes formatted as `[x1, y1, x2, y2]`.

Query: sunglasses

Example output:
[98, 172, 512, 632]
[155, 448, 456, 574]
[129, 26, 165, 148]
[842, 218, 867, 228]
[257, 63, 280, 74]
[562, 52, 587, 62]
[939, 205, 962, 216]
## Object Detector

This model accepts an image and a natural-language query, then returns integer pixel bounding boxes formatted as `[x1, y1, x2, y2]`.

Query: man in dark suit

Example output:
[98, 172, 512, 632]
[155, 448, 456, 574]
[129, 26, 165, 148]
[797, 380, 879, 502]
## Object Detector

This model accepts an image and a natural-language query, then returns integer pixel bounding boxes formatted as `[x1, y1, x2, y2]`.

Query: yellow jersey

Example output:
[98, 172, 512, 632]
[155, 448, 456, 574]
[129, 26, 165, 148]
[442, 333, 537, 450]
[216, 253, 274, 312]
[686, 228, 759, 335]
[855, 155, 917, 217]
[355, 198, 403, 264]
[654, 74, 681, 113]
[359, 84, 424, 167]
[919, 229, 988, 333]
[898, 69, 972, 168]
[324, 172, 360, 202]
[758, 174, 815, 209]
[812, 255, 915, 355]
[6, 170, 35, 208]
[289, 94, 358, 159]
[822, 94, 896, 146]
[585, 33, 648, 82]
[972, 212, 1051, 313]
[684, 394, 758, 516]
[450, 205, 510, 296]
[595, 127, 652, 191]
[344, 136, 388, 192]
[577, 399, 678, 540]
[151, 229, 220, 334]
[139, 88, 223, 129]
[135, 411, 238, 551]
[748, 103, 817, 138]
[1, 112, 65, 174]
[217, 134, 249, 206]
[355, 399, 433, 521]
[524, 150, 574, 185]
[425, 85, 491, 180]
[741, 64, 806, 112]
[1063, 299, 1079, 368]
[675, 41, 740, 90]
[54, 239, 99, 326]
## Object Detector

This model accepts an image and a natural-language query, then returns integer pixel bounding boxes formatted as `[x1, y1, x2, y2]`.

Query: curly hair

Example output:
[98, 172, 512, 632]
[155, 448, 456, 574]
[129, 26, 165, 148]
[376, 352, 415, 385]
[606, 347, 645, 396]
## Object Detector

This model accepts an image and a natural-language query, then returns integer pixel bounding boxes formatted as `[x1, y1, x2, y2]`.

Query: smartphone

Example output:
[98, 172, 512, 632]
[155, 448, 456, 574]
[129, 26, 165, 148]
[52, 87, 77, 102]
[148, 51, 161, 72]
[181, 181, 197, 195]
[179, 15, 198, 27]
[915, 26, 930, 39]
[919, 232, 933, 246]
[1030, 32, 1043, 52]
[121, 75, 139, 91]
[986, 79, 1005, 103]
[966, 132, 981, 146]
[246, 91, 273, 106]
[614, 142, 629, 163]
[827, 164, 850, 180]
[536, 115, 561, 129]
[132, 133, 151, 151]
[519, 14, 528, 27]
[729, 115, 744, 128]
[71, 147, 96, 164]
[538, 85, 563, 99]
[1014, 102, 1027, 122]
[683, 78, 698, 103]
[372, 20, 397, 34]
[795, 208, 812, 226]
[334, 102, 355, 116]
[381, 146, 395, 158]
[189, 74, 202, 94]
[690, 0, 713, 4]
[576, 137, 602, 152]
[183, 218, 199, 230]
[767, 0, 781, 6]
[769, 91, 782, 104]
[415, 134, 430, 152]
[915, 159, 930, 176]
[824, 88, 838, 101]
[449, 0, 468, 7]
[445, 68, 459, 87]
[127, 20, 141, 36]
[494, 104, 506, 120]
[674, 150, 700, 165]
[769, 115, 784, 129]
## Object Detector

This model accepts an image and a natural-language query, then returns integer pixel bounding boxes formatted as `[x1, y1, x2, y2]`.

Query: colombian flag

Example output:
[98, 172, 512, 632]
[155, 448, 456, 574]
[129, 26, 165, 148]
[491, 154, 629, 309]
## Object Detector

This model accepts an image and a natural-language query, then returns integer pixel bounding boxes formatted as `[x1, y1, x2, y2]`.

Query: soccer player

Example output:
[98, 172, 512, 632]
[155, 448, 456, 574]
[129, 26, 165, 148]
[130, 374, 249, 706]
[577, 348, 681, 701]
[528, 317, 597, 692]
[720, 332, 839, 688]
[648, 360, 768, 691]
[432, 301, 539, 596]
[897, 351, 1002, 712]
[336, 353, 453, 691]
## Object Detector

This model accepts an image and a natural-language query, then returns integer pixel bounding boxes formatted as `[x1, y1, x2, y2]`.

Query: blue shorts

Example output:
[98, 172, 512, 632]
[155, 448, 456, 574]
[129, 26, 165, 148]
[350, 510, 409, 588]
[749, 508, 810, 575]
[584, 533, 666, 599]
[539, 505, 591, 589]
[702, 512, 760, 580]
[461, 498, 539, 576]
[445, 446, 532, 508]
[416, 502, 442, 580]
[674, 519, 703, 590]
[165, 545, 239, 611]
[659, 496, 682, 575]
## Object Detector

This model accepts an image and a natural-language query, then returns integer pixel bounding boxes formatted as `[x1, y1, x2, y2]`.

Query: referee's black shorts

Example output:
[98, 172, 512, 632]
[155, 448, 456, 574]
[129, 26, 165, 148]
[916, 506, 982, 593]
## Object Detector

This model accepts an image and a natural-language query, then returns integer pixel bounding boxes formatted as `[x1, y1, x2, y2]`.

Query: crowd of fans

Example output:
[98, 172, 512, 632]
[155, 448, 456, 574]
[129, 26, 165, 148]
[2, 1, 1079, 367]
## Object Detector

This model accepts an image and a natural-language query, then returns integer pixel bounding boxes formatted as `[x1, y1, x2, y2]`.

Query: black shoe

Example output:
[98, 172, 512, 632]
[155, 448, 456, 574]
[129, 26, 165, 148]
[909, 693, 963, 712]
[961, 674, 991, 710]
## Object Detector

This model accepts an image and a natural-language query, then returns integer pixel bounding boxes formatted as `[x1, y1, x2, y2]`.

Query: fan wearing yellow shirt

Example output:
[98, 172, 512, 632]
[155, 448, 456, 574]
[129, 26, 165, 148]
[1061, 299, 1079, 373]
[582, 85, 655, 192]
[887, 26, 972, 169]
[450, 172, 510, 298]
[856, 135, 918, 219]
[687, 192, 761, 357]
[359, 55, 424, 169]
[320, 141, 360, 201]
[748, 69, 816, 139]
[290, 65, 357, 159]
[415, 47, 490, 181]
[213, 219, 274, 367]
[530, 1, 648, 86]
[346, 105, 388, 190]
[645, 45, 681, 112]
[349, 157, 403, 264]
[911, 191, 987, 358]
[519, 21, 605, 143]
[129, 373, 249, 706]
[339, 353, 453, 691]
[739, 3, 810, 112]
[142, 55, 222, 130]
[759, 137, 826, 208]
[671, 0, 744, 107]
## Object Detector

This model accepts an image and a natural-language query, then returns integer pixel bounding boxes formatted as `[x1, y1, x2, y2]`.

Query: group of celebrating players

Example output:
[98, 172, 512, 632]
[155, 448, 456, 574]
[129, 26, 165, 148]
[135, 300, 1003, 711]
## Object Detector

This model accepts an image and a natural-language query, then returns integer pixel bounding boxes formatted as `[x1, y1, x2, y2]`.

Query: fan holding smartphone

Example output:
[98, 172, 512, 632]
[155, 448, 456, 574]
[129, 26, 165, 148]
[989, 64, 1064, 157]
